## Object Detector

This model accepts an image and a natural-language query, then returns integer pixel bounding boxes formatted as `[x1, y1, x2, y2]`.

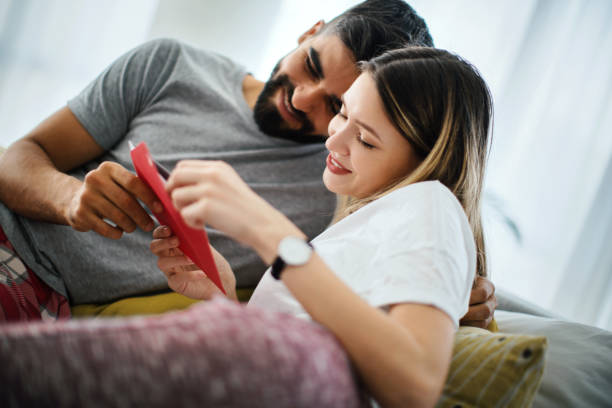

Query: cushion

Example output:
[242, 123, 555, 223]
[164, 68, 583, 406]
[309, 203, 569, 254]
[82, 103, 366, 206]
[71, 288, 256, 317]
[497, 288, 560, 319]
[0, 297, 368, 408]
[70, 292, 547, 408]
[71, 292, 201, 317]
[437, 326, 547, 408]
[495, 310, 612, 408]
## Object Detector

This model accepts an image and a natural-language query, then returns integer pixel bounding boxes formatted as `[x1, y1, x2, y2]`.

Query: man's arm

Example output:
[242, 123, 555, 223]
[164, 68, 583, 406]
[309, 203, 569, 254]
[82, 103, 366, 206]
[0, 106, 161, 239]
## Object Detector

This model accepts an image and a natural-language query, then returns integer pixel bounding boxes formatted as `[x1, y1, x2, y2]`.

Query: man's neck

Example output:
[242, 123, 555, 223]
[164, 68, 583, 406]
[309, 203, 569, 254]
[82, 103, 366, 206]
[242, 74, 265, 110]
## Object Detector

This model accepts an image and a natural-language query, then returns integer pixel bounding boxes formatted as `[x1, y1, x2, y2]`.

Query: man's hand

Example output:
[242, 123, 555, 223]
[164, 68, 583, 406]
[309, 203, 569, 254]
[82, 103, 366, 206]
[460, 276, 497, 329]
[66, 161, 162, 240]
[0, 106, 161, 237]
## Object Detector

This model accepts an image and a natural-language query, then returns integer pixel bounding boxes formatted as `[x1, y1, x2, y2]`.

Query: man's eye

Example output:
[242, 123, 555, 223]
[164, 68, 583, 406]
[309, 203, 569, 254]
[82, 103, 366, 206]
[330, 99, 342, 115]
[305, 56, 317, 78]
[332, 101, 344, 117]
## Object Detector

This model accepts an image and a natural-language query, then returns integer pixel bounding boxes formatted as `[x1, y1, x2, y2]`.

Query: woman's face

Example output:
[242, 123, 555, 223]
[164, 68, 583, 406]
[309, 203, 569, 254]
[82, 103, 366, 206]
[323, 73, 422, 198]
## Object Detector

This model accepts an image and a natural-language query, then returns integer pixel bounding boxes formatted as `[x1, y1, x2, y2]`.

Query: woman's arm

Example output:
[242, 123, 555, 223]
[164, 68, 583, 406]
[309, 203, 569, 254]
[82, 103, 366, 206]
[166, 161, 455, 407]
[253, 237, 454, 408]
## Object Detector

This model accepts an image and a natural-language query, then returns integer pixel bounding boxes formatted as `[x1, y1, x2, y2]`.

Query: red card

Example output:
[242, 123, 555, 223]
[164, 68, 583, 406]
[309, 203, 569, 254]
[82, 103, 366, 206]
[130, 142, 225, 294]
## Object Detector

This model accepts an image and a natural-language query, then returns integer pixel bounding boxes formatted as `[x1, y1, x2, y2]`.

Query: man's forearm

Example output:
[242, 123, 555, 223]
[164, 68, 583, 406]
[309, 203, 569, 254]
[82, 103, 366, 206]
[0, 139, 80, 224]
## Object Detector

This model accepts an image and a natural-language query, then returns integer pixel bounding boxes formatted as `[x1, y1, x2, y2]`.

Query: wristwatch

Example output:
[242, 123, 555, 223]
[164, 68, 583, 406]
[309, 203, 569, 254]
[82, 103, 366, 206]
[271, 236, 314, 280]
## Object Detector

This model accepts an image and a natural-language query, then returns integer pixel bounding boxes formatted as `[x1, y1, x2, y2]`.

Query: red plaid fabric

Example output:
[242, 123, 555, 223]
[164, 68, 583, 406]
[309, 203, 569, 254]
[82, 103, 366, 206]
[0, 225, 70, 322]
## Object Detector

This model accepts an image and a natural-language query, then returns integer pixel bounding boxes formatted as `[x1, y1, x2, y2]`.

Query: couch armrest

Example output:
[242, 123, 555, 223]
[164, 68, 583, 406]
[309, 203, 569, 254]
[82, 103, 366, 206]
[496, 310, 612, 408]
[496, 288, 562, 319]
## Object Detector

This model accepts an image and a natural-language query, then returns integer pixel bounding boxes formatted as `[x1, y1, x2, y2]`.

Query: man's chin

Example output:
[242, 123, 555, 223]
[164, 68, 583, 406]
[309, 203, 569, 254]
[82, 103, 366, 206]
[253, 106, 324, 144]
[276, 131, 327, 144]
[258, 123, 326, 145]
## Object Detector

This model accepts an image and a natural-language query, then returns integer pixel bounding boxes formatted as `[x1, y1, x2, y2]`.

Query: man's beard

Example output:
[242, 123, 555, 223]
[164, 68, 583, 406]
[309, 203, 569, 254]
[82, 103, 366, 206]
[253, 62, 326, 144]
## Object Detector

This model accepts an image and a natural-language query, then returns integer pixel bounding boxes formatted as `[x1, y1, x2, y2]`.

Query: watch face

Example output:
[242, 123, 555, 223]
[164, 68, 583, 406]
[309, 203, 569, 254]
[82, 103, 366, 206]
[278, 236, 313, 266]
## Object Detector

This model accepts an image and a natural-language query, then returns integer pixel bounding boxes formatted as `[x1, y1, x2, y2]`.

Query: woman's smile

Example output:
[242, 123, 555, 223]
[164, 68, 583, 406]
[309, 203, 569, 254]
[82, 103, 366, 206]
[326, 153, 352, 175]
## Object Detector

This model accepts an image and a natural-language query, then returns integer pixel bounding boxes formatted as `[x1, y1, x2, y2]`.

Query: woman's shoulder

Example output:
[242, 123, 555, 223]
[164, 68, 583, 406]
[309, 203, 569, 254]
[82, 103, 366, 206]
[320, 180, 469, 242]
[371, 180, 465, 219]
[392, 181, 469, 232]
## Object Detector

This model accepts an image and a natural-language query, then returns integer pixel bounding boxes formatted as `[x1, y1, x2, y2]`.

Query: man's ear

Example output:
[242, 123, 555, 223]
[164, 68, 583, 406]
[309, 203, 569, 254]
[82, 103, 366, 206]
[298, 20, 325, 44]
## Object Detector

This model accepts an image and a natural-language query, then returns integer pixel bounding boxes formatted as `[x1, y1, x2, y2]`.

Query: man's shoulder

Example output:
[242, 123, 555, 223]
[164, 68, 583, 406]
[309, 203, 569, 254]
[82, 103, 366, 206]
[120, 37, 240, 69]
[136, 38, 242, 71]
[125, 38, 184, 62]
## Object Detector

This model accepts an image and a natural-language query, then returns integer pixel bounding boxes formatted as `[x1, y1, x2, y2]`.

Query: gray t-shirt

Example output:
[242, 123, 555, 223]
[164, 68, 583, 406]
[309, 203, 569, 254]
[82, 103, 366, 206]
[0, 39, 336, 304]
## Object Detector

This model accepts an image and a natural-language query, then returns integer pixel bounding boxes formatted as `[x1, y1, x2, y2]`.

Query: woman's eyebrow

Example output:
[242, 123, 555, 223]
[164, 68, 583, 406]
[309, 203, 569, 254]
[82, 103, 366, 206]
[340, 95, 382, 141]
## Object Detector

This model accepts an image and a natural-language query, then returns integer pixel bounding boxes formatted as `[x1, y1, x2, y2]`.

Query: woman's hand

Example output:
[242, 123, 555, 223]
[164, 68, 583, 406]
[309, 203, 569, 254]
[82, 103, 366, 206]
[150, 226, 237, 301]
[165, 161, 304, 264]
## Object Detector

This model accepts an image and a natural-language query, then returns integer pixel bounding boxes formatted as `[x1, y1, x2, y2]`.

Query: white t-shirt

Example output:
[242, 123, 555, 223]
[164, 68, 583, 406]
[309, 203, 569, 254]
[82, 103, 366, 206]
[248, 181, 475, 328]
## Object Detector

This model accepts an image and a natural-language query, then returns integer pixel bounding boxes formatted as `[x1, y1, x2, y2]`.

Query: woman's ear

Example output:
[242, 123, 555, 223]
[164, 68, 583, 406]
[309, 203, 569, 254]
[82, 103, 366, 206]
[298, 20, 325, 44]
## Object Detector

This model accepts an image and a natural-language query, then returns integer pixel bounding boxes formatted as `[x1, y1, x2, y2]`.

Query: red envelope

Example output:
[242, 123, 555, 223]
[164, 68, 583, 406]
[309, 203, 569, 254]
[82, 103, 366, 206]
[130, 142, 225, 294]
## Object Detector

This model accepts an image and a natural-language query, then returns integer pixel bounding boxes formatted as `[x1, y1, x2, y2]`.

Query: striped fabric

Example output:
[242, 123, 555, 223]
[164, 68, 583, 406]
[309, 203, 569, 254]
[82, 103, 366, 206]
[437, 327, 547, 408]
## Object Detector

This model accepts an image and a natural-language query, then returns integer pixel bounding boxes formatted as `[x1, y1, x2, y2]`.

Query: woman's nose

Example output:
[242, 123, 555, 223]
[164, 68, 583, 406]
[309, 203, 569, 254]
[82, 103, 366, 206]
[326, 117, 350, 156]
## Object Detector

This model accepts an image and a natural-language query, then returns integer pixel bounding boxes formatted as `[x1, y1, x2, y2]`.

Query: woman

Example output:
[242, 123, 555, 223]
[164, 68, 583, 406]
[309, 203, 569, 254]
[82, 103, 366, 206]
[151, 47, 492, 407]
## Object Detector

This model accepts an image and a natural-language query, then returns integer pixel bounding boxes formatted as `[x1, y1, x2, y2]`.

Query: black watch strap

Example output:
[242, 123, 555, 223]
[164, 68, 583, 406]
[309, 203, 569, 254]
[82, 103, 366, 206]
[270, 240, 314, 280]
[271, 256, 286, 280]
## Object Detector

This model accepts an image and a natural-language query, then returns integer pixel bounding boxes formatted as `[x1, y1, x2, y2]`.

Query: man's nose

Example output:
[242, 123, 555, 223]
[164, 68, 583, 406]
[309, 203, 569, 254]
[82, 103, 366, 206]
[291, 83, 325, 113]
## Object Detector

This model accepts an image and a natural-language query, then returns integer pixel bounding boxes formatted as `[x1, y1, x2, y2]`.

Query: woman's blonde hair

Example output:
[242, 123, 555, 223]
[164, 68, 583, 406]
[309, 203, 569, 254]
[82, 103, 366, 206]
[333, 47, 492, 278]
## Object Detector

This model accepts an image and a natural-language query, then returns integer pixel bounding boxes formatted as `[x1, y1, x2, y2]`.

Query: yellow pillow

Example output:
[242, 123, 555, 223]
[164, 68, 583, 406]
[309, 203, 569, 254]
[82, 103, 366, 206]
[487, 318, 499, 332]
[437, 327, 547, 408]
[71, 292, 200, 317]
[71, 288, 256, 317]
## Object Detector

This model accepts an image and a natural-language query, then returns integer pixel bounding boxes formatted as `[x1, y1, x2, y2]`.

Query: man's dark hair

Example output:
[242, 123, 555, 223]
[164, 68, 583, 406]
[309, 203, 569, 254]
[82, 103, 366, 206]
[321, 0, 433, 62]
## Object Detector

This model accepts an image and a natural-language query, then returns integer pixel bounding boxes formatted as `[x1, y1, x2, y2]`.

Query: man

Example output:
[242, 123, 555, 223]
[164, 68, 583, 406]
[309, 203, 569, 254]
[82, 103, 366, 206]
[0, 0, 496, 324]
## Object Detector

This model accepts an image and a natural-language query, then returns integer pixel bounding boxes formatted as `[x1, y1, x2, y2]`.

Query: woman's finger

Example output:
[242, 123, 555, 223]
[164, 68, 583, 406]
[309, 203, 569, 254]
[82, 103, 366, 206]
[166, 161, 231, 192]
[157, 255, 194, 276]
[150, 236, 180, 255]
[152, 225, 173, 239]
[179, 200, 210, 230]
[166, 165, 218, 191]
[171, 184, 213, 210]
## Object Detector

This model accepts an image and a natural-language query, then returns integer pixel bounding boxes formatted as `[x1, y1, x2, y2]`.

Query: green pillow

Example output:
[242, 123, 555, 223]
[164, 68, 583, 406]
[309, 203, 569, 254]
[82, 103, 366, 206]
[437, 327, 547, 408]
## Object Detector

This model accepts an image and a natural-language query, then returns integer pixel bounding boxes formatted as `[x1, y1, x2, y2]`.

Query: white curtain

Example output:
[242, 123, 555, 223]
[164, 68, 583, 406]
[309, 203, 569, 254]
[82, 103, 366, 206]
[413, 0, 612, 330]
[481, 0, 612, 330]
[0, 0, 158, 147]
[554, 149, 612, 328]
